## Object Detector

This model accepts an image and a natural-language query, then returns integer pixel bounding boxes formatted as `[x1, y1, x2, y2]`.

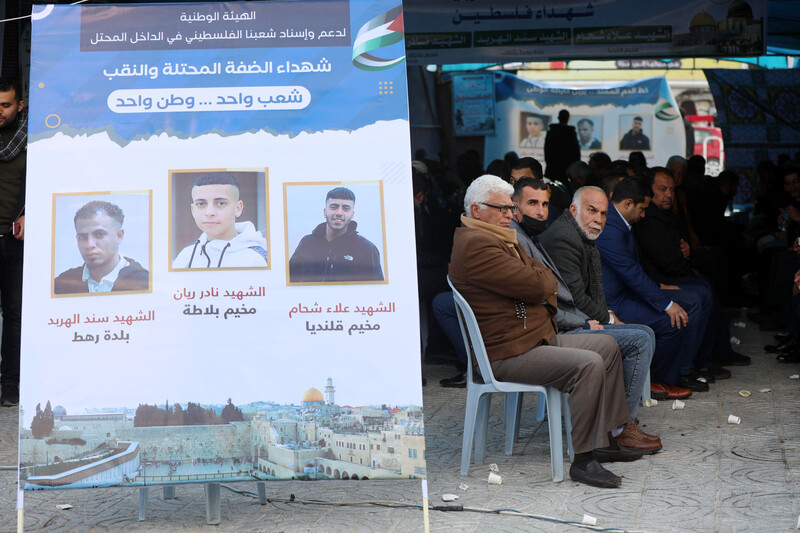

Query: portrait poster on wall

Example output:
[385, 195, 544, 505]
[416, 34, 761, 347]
[484, 74, 685, 171]
[20, 0, 425, 490]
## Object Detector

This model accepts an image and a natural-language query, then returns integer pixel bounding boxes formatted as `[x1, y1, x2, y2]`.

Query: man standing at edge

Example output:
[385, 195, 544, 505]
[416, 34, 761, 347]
[450, 174, 641, 488]
[0, 78, 27, 407]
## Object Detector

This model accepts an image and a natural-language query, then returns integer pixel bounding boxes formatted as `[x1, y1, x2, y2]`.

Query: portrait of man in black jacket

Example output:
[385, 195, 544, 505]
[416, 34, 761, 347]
[289, 186, 384, 283]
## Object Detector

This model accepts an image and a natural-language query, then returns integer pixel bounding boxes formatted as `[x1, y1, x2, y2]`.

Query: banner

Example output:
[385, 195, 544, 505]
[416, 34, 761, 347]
[20, 1, 425, 490]
[404, 0, 767, 65]
[484, 73, 685, 170]
[705, 68, 800, 204]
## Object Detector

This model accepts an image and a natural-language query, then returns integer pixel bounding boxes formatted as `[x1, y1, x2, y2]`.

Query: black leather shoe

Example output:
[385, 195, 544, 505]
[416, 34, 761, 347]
[777, 352, 800, 364]
[569, 459, 621, 488]
[678, 374, 710, 392]
[593, 444, 644, 463]
[0, 383, 18, 407]
[766, 337, 796, 354]
[693, 368, 716, 384]
[439, 372, 466, 388]
[699, 365, 731, 380]
[777, 340, 799, 355]
[721, 351, 751, 367]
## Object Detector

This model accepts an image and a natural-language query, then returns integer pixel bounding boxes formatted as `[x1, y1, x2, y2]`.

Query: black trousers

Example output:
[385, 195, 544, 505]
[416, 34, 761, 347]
[0, 234, 22, 388]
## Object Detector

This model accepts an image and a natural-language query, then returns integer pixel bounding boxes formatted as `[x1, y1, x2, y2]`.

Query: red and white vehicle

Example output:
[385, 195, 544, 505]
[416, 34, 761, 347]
[687, 115, 724, 176]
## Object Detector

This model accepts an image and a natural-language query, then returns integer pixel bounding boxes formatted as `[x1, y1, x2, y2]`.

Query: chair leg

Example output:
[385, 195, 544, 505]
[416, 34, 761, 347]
[504, 392, 522, 456]
[545, 388, 565, 482]
[561, 393, 574, 461]
[641, 369, 651, 406]
[460, 391, 484, 476]
[473, 394, 492, 464]
[535, 391, 547, 421]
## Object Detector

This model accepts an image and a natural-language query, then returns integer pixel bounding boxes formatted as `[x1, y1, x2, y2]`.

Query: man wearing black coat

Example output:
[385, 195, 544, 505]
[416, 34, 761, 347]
[634, 167, 749, 370]
[544, 109, 580, 182]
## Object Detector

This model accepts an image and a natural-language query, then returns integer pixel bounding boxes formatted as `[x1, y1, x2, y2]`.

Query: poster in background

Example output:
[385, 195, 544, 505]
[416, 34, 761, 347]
[21, 1, 425, 490]
[404, 0, 766, 65]
[484, 73, 685, 171]
[452, 73, 495, 136]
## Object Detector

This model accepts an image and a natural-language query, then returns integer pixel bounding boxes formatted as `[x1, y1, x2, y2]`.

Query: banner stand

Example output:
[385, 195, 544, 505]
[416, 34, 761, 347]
[205, 483, 221, 525]
[138, 487, 147, 521]
[16, 490, 23, 533]
[422, 479, 430, 533]
[137, 482, 249, 525]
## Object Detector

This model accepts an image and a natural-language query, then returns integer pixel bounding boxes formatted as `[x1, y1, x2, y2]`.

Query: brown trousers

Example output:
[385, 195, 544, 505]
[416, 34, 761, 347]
[491, 333, 631, 454]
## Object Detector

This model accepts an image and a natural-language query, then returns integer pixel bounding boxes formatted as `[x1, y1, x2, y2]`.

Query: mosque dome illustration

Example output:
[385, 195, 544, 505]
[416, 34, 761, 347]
[690, 11, 716, 30]
[301, 387, 325, 408]
[53, 405, 67, 417]
[727, 1, 753, 19]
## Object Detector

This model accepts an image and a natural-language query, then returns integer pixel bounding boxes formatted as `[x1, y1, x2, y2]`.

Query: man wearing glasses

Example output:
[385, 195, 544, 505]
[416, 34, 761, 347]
[449, 174, 640, 488]
[289, 186, 384, 282]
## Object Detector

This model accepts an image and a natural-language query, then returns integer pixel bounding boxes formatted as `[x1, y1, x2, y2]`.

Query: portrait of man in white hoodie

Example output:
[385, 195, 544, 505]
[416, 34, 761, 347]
[172, 172, 268, 269]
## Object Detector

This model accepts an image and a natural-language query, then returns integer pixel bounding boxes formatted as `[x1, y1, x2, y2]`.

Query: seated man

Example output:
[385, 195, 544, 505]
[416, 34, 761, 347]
[510, 177, 660, 452]
[774, 267, 800, 364]
[173, 173, 268, 269]
[592, 177, 711, 393]
[540, 185, 691, 400]
[55, 200, 149, 294]
[450, 174, 641, 488]
[634, 167, 749, 372]
[510, 157, 568, 223]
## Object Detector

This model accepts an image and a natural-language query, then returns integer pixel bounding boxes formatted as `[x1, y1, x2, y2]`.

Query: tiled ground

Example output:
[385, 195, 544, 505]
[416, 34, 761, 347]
[1, 313, 799, 532]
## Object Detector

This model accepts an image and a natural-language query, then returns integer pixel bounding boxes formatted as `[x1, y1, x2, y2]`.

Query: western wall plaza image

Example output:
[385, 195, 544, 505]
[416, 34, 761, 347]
[19, 379, 426, 489]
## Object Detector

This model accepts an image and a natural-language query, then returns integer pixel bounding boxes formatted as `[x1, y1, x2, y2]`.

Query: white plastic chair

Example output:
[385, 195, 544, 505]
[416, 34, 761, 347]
[448, 277, 574, 481]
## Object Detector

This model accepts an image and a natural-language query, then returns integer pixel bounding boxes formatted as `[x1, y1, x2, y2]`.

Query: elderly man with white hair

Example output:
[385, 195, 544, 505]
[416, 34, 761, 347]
[449, 175, 639, 488]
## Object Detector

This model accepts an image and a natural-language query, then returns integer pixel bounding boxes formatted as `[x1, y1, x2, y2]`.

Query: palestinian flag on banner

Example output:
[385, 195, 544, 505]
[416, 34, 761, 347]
[352, 5, 405, 71]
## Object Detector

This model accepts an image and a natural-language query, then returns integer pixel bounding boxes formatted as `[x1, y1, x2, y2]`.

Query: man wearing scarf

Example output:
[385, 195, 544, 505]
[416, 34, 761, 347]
[0, 78, 26, 408]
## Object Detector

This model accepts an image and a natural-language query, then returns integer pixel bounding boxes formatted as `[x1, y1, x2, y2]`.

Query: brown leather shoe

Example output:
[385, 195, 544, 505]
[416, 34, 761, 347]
[651, 382, 692, 400]
[663, 383, 693, 399]
[625, 421, 660, 443]
[650, 382, 669, 400]
[614, 423, 662, 454]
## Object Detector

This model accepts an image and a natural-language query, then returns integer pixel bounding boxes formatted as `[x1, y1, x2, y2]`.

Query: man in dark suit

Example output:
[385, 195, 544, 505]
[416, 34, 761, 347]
[633, 167, 750, 370]
[594, 177, 710, 393]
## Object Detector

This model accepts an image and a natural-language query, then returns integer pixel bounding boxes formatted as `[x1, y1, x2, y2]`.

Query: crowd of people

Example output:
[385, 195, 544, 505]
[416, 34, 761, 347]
[413, 115, 800, 487]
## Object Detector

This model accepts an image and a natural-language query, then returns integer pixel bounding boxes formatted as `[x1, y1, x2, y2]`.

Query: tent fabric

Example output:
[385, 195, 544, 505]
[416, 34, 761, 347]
[705, 68, 800, 201]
